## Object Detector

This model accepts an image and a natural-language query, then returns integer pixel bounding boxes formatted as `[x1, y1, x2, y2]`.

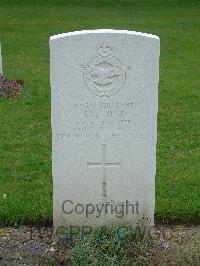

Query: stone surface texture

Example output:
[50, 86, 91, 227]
[50, 29, 160, 229]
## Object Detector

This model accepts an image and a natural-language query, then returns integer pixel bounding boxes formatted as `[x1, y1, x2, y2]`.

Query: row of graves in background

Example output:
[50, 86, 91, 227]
[0, 42, 23, 97]
[0, 42, 2, 74]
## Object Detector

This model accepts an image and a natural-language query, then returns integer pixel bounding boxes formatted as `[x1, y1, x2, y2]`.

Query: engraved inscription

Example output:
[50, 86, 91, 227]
[55, 101, 137, 141]
[82, 43, 130, 97]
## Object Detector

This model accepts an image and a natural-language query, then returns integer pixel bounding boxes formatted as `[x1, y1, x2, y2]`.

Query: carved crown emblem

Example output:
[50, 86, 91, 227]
[96, 43, 113, 57]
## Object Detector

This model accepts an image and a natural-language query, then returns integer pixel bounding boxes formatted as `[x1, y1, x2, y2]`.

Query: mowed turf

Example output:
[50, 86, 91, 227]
[0, 0, 199, 225]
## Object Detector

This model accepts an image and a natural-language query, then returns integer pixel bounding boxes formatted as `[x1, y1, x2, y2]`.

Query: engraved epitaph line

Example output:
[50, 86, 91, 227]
[87, 144, 120, 197]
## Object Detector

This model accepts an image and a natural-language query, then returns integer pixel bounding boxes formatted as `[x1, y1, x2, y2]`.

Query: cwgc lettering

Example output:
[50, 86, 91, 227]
[50, 29, 160, 230]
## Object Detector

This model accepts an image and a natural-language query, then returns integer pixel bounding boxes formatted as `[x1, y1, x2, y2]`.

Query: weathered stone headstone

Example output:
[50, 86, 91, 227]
[0, 42, 3, 74]
[50, 29, 160, 233]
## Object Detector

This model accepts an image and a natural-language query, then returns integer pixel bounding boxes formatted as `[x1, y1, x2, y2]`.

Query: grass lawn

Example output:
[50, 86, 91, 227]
[0, 0, 199, 225]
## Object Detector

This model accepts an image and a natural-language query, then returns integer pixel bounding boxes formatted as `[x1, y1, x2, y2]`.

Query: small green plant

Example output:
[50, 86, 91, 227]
[69, 226, 151, 265]
[0, 74, 23, 98]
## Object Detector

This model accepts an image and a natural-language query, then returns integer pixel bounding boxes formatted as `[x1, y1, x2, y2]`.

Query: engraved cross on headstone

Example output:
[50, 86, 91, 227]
[87, 144, 120, 197]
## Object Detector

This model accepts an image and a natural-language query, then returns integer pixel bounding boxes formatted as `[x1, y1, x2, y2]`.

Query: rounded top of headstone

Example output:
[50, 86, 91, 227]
[50, 29, 159, 42]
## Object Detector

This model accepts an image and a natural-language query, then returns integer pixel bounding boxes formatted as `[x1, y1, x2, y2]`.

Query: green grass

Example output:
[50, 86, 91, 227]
[0, 0, 199, 225]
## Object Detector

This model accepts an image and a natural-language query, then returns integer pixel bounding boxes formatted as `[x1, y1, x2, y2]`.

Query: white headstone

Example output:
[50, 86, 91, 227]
[50, 29, 160, 233]
[0, 43, 3, 74]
